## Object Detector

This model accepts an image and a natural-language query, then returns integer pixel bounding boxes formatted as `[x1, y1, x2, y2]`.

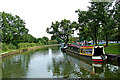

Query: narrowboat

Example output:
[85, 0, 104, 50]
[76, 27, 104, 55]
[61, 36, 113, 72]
[65, 45, 107, 62]
[60, 43, 67, 52]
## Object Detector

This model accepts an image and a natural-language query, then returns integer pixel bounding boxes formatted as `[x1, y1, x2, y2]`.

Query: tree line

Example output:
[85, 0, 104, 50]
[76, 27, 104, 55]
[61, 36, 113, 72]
[46, 1, 120, 46]
[0, 12, 57, 51]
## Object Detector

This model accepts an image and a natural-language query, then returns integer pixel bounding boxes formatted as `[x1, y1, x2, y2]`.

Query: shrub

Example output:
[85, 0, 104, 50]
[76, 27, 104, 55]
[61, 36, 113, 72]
[8, 43, 17, 49]
[36, 41, 42, 46]
[2, 43, 9, 51]
[18, 43, 37, 49]
[48, 40, 58, 45]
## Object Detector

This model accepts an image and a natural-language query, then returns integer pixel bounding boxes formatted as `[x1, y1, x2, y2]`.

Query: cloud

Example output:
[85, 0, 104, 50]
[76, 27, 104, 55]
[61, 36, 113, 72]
[0, 0, 90, 39]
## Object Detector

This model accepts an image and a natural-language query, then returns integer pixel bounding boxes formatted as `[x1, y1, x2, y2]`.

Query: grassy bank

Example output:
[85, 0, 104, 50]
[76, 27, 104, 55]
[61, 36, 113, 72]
[0, 44, 60, 54]
[0, 44, 60, 59]
[0, 41, 58, 54]
[104, 44, 119, 54]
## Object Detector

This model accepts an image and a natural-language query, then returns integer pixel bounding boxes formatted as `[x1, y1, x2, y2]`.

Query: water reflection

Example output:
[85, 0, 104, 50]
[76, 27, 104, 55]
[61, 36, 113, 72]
[48, 54, 104, 78]
[2, 51, 32, 78]
[48, 51, 120, 78]
[2, 46, 120, 78]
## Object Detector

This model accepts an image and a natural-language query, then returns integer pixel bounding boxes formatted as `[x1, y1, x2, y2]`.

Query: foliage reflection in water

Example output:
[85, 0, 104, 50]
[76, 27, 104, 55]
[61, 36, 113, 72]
[2, 46, 120, 78]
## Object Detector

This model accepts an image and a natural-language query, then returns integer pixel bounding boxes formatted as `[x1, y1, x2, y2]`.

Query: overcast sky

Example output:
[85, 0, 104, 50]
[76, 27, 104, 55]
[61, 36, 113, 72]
[0, 0, 91, 39]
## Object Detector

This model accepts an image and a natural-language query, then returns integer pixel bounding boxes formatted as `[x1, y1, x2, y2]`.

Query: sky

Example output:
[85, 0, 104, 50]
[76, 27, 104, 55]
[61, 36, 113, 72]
[0, 0, 91, 39]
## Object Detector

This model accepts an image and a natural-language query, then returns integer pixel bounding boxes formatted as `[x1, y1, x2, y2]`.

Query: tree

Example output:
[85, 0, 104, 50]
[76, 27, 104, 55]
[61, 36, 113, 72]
[37, 38, 46, 45]
[76, 2, 115, 46]
[96, 2, 115, 46]
[51, 35, 61, 43]
[42, 36, 49, 44]
[113, 1, 120, 43]
[23, 34, 36, 43]
[1, 11, 29, 45]
[46, 19, 75, 44]
[87, 2, 109, 46]
[0, 12, 2, 43]
[75, 10, 95, 45]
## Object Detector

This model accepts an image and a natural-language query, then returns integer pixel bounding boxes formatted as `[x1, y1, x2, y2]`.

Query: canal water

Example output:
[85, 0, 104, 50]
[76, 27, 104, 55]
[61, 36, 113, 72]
[2, 46, 120, 78]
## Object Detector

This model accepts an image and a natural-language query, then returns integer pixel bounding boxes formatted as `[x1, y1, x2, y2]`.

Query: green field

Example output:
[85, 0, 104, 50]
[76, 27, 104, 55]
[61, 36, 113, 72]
[104, 44, 119, 54]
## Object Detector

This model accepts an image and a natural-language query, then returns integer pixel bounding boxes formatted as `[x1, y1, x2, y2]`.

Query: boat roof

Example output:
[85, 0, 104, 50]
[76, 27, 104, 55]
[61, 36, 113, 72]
[68, 45, 94, 48]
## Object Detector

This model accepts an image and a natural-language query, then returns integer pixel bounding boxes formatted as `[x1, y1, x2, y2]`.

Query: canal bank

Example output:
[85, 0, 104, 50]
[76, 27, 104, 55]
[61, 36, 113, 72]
[0, 44, 60, 59]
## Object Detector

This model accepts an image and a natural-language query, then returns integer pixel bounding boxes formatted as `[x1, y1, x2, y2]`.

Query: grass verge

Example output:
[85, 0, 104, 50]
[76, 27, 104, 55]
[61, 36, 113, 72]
[104, 44, 119, 54]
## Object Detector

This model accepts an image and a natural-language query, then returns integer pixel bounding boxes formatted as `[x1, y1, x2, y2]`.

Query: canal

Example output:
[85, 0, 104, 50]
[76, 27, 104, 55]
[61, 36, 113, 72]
[2, 46, 120, 78]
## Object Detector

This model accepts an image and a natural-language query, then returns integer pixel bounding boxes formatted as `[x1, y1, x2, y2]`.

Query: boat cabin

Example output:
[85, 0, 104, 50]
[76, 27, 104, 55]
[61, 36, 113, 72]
[67, 45, 107, 62]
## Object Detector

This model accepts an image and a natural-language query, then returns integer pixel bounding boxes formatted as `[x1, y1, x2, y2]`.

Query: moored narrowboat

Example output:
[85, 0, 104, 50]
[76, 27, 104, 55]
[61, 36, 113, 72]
[60, 43, 67, 52]
[65, 45, 107, 62]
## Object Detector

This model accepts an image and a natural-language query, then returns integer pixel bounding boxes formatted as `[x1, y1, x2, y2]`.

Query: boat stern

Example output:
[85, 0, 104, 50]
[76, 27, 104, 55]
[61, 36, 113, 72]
[92, 56, 107, 62]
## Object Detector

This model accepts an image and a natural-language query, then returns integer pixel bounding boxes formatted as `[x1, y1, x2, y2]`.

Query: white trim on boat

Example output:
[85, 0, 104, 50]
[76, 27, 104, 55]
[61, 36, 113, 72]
[92, 56, 107, 59]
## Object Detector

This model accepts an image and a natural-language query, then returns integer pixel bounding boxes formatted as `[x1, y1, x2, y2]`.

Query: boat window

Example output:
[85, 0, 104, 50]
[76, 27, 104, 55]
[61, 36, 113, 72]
[80, 49, 83, 53]
[86, 49, 92, 54]
[93, 47, 103, 56]
[83, 49, 85, 53]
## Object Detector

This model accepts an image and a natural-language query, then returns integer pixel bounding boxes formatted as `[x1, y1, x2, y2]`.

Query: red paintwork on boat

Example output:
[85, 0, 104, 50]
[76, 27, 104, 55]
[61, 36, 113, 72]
[92, 59, 107, 62]
[92, 59, 103, 61]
